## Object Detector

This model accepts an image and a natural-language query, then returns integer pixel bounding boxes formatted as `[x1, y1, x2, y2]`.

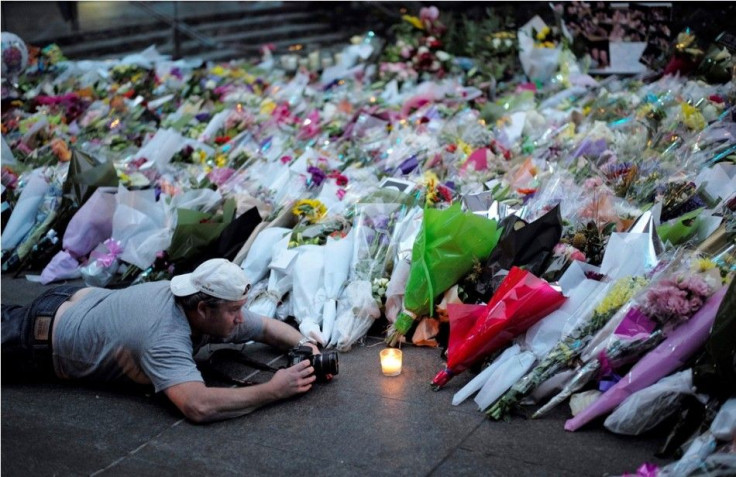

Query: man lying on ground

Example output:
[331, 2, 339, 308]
[1, 258, 323, 423]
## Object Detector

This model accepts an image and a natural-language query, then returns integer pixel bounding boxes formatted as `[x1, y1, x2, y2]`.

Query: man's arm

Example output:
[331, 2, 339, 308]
[164, 359, 316, 423]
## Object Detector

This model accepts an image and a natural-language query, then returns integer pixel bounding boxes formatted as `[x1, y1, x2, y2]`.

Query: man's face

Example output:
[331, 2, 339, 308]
[199, 299, 247, 338]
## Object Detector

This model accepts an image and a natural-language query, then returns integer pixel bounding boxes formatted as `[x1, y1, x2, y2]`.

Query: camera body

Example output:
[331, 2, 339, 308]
[287, 346, 339, 381]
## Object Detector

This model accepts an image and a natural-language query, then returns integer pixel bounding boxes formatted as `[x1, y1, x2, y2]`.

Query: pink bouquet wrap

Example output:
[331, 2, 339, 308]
[565, 285, 727, 431]
[432, 267, 565, 389]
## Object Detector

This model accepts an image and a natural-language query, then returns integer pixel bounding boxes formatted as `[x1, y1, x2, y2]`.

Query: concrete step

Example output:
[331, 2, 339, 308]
[27, 1, 366, 63]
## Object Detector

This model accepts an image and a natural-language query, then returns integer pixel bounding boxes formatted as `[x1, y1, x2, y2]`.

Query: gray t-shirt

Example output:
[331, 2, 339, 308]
[52, 281, 264, 393]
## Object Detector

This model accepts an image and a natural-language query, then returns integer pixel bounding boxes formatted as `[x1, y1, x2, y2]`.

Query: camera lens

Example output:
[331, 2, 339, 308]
[312, 351, 339, 377]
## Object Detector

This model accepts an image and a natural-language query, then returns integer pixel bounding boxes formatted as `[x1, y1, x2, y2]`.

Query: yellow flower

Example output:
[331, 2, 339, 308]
[292, 199, 327, 224]
[536, 26, 550, 41]
[260, 99, 276, 115]
[594, 276, 648, 316]
[457, 140, 473, 157]
[197, 150, 208, 164]
[402, 15, 424, 30]
[118, 171, 131, 183]
[681, 103, 706, 131]
[215, 155, 227, 168]
[693, 258, 717, 272]
[210, 65, 227, 77]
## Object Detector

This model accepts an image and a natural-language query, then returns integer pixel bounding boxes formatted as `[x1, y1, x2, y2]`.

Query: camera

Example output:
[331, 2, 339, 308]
[287, 346, 339, 381]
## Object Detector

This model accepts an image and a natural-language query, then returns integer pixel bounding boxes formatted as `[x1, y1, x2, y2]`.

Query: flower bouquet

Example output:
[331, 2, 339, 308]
[518, 16, 565, 84]
[319, 231, 355, 346]
[39, 186, 117, 284]
[485, 273, 649, 420]
[534, 251, 721, 420]
[327, 199, 405, 349]
[291, 244, 326, 344]
[565, 283, 729, 432]
[459, 204, 563, 304]
[432, 266, 565, 390]
[79, 238, 124, 287]
[247, 232, 297, 319]
[387, 202, 502, 346]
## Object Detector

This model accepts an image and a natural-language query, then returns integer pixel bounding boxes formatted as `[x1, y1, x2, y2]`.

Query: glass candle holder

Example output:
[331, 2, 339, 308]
[380, 348, 402, 376]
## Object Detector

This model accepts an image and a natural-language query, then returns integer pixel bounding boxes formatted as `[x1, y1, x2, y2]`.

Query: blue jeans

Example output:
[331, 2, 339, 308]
[2, 285, 83, 377]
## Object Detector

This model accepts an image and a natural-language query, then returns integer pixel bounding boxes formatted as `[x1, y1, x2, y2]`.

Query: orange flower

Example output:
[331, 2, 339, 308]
[51, 138, 72, 162]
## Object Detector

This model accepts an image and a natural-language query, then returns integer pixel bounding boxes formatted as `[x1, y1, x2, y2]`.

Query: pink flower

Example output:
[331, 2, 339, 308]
[570, 249, 586, 262]
[272, 102, 292, 124]
[297, 110, 321, 140]
[207, 167, 235, 187]
[280, 155, 293, 164]
[420, 6, 439, 22]
[336, 188, 346, 200]
[584, 177, 603, 189]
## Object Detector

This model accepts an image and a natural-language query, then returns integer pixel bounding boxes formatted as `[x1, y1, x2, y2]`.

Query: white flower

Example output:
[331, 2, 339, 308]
[418, 46, 429, 55]
[492, 38, 501, 49]
[436, 50, 450, 62]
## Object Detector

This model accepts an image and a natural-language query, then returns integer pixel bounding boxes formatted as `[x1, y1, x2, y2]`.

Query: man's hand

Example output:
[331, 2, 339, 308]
[269, 359, 316, 399]
[305, 342, 321, 355]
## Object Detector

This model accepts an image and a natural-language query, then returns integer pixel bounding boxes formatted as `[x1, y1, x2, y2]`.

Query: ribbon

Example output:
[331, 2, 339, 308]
[90, 239, 123, 268]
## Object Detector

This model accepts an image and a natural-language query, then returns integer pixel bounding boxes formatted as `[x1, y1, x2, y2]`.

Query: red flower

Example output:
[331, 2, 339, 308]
[446, 144, 457, 153]
[214, 136, 231, 145]
[438, 185, 453, 202]
[130, 157, 149, 169]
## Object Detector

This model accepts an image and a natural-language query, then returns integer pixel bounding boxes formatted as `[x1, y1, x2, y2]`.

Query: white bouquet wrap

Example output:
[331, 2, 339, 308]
[320, 231, 354, 346]
[291, 244, 326, 344]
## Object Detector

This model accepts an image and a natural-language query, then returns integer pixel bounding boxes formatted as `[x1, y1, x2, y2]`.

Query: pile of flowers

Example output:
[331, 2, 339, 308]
[1, 4, 736, 474]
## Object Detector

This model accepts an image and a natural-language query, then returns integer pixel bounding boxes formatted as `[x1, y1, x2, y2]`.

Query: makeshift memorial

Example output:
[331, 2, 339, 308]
[532, 251, 722, 418]
[2, 14, 736, 465]
[387, 202, 502, 346]
[432, 267, 565, 390]
[564, 284, 729, 432]
[486, 274, 649, 420]
[459, 205, 563, 304]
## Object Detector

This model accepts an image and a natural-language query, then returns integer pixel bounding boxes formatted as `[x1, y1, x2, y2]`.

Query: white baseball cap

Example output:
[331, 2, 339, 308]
[170, 258, 250, 302]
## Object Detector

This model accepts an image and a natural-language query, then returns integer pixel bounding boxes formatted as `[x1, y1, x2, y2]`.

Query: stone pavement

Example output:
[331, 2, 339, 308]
[1, 273, 675, 476]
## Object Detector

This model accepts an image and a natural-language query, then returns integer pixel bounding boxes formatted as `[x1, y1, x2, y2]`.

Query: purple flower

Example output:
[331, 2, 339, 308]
[307, 166, 326, 187]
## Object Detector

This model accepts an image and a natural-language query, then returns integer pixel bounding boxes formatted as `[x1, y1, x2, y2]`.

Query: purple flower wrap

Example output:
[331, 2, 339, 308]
[564, 285, 727, 431]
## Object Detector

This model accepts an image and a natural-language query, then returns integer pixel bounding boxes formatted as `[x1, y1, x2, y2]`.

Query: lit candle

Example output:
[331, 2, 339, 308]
[380, 348, 402, 376]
